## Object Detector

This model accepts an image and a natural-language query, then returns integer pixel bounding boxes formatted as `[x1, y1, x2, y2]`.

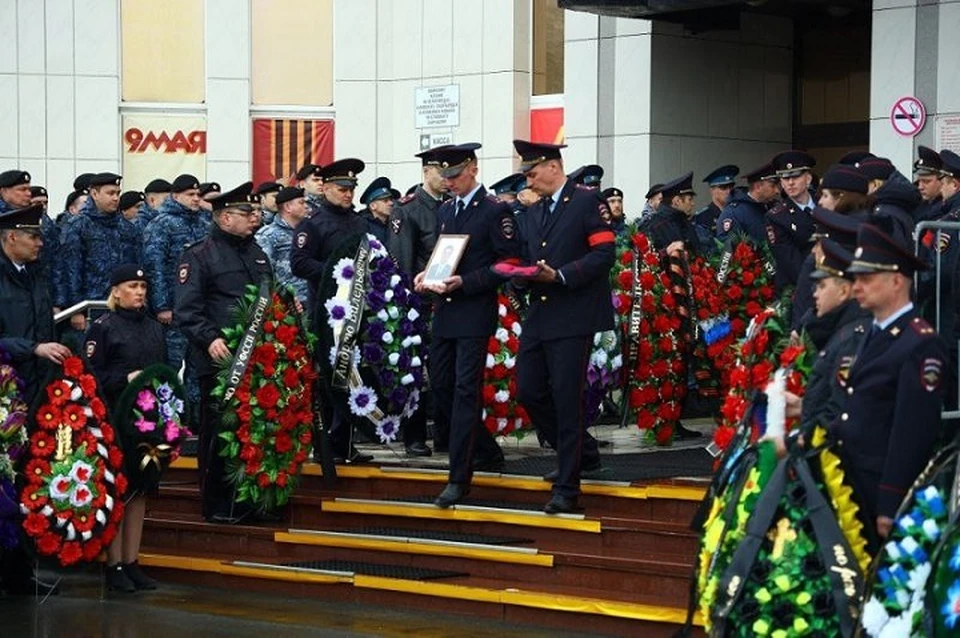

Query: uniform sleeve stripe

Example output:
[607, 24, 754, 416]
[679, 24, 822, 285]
[588, 230, 616, 247]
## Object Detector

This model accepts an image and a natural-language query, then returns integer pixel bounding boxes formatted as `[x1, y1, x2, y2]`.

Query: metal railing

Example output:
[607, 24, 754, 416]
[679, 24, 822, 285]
[53, 300, 109, 325]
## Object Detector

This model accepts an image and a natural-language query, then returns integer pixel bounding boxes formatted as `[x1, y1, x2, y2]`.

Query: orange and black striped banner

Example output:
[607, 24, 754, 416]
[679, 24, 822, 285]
[252, 118, 335, 186]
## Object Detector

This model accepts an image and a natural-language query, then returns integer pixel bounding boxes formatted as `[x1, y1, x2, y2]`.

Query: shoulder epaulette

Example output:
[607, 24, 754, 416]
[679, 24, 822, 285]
[910, 316, 937, 336]
[398, 193, 416, 205]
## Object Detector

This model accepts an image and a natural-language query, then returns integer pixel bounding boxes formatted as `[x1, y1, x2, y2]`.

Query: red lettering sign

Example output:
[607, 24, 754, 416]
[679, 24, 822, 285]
[124, 128, 207, 154]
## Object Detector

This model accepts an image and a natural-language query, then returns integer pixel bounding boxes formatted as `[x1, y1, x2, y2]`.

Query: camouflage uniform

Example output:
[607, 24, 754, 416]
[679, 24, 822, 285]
[254, 214, 309, 304]
[133, 201, 162, 231]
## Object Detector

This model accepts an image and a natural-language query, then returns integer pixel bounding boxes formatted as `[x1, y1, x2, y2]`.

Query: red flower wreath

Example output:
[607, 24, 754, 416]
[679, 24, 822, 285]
[482, 294, 530, 437]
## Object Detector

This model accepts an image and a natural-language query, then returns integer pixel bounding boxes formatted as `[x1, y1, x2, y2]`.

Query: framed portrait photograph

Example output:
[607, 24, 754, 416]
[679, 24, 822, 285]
[423, 234, 470, 286]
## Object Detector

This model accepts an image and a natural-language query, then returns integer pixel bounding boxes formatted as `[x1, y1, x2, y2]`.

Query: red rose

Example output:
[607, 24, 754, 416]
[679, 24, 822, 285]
[617, 270, 633, 289]
[754, 330, 769, 355]
[661, 382, 674, 400]
[652, 315, 671, 334]
[487, 338, 500, 356]
[276, 472, 289, 488]
[651, 360, 669, 378]
[661, 293, 676, 310]
[658, 337, 674, 354]
[275, 325, 298, 347]
[655, 426, 674, 445]
[740, 270, 755, 286]
[632, 233, 650, 253]
[257, 474, 271, 488]
[484, 416, 498, 433]
[482, 385, 496, 404]
[641, 294, 656, 313]
[491, 365, 509, 380]
[81, 538, 103, 562]
[255, 384, 281, 410]
[780, 345, 804, 367]
[750, 361, 775, 388]
[23, 512, 49, 536]
[637, 411, 655, 430]
[726, 285, 743, 301]
[639, 319, 651, 336]
[713, 425, 735, 451]
[62, 357, 84, 379]
[276, 433, 293, 453]
[37, 532, 62, 555]
[619, 251, 633, 266]
[644, 252, 660, 268]
[264, 320, 276, 333]
[759, 286, 774, 300]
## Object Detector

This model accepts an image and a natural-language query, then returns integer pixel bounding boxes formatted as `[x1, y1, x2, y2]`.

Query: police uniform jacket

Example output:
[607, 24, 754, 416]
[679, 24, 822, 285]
[360, 209, 389, 245]
[829, 310, 947, 519]
[870, 171, 917, 249]
[765, 198, 816, 292]
[522, 181, 615, 341]
[0, 251, 54, 402]
[133, 204, 160, 231]
[83, 308, 166, 406]
[143, 197, 210, 313]
[913, 195, 944, 224]
[716, 190, 769, 244]
[432, 186, 519, 339]
[174, 224, 272, 377]
[694, 202, 721, 236]
[388, 186, 441, 276]
[799, 299, 869, 437]
[254, 215, 309, 304]
[290, 199, 367, 309]
[638, 203, 702, 255]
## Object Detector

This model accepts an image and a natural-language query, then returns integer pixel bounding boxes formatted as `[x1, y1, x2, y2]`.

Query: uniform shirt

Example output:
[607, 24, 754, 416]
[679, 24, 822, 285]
[57, 199, 143, 308]
[143, 197, 210, 313]
[388, 186, 441, 276]
[255, 214, 309, 304]
[83, 307, 166, 406]
[174, 224, 272, 377]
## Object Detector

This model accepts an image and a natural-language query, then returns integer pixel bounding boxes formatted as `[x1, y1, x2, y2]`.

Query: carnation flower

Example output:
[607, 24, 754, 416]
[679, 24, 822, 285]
[498, 304, 507, 317]
[408, 308, 420, 322]
[135, 417, 156, 433]
[348, 386, 378, 416]
[324, 298, 351, 326]
[382, 332, 394, 345]
[135, 390, 156, 412]
[494, 390, 510, 403]
[375, 415, 400, 443]
[486, 354, 496, 368]
[332, 257, 356, 285]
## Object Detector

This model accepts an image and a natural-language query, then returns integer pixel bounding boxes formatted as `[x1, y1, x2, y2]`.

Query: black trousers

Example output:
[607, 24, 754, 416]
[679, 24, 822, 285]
[198, 375, 232, 517]
[432, 335, 501, 485]
[403, 395, 428, 446]
[517, 334, 599, 499]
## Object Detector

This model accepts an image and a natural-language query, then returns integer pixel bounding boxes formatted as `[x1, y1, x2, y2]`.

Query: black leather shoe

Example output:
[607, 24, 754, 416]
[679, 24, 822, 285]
[404, 441, 432, 457]
[106, 564, 136, 593]
[544, 494, 581, 514]
[473, 456, 505, 473]
[5, 576, 60, 596]
[205, 512, 245, 525]
[675, 422, 703, 440]
[122, 562, 158, 591]
[434, 483, 470, 509]
[543, 462, 603, 483]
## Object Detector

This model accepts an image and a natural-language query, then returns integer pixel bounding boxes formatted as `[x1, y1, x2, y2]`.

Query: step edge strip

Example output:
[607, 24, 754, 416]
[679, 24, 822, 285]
[231, 560, 355, 578]
[331, 497, 586, 521]
[279, 530, 541, 555]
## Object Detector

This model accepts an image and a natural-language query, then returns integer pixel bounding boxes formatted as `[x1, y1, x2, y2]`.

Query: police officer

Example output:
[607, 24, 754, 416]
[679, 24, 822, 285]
[358, 176, 395, 244]
[58, 172, 142, 333]
[290, 158, 373, 464]
[256, 186, 310, 305]
[143, 174, 209, 409]
[137, 178, 172, 231]
[0, 171, 60, 307]
[254, 181, 282, 226]
[716, 163, 779, 243]
[174, 182, 271, 523]
[766, 150, 818, 293]
[491, 173, 523, 206]
[296, 163, 326, 218]
[694, 164, 738, 239]
[30, 185, 48, 209]
[861, 157, 917, 246]
[415, 143, 519, 508]
[511, 140, 615, 514]
[640, 183, 663, 219]
[119, 190, 145, 223]
[389, 149, 447, 456]
[638, 172, 702, 255]
[197, 182, 220, 225]
[0, 203, 67, 596]
[838, 150, 875, 168]
[600, 187, 626, 234]
[913, 145, 944, 224]
[57, 190, 87, 226]
[567, 164, 603, 190]
[834, 223, 946, 550]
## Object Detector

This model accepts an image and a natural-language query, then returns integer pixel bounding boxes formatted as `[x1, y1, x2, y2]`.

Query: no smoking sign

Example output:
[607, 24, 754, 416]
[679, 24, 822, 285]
[891, 96, 926, 137]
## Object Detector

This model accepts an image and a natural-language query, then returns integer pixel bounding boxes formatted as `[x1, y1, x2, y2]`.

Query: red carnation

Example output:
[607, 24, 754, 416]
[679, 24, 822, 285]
[81, 538, 103, 562]
[275, 433, 293, 453]
[37, 532, 61, 555]
[741, 270, 755, 286]
[90, 397, 107, 420]
[63, 356, 84, 379]
[263, 320, 275, 333]
[658, 337, 674, 354]
[754, 330, 769, 354]
[727, 285, 743, 301]
[713, 425, 736, 450]
[282, 366, 300, 388]
[276, 472, 289, 488]
[275, 325, 298, 347]
[46, 381, 71, 406]
[750, 361, 775, 389]
[619, 251, 633, 266]
[78, 374, 97, 397]
[617, 270, 633, 289]
[661, 293, 676, 310]
[644, 252, 660, 268]
[30, 433, 55, 458]
[632, 233, 650, 253]
[491, 365, 509, 380]
[257, 474, 271, 488]
[487, 339, 500, 355]
[482, 385, 496, 404]
[655, 426, 674, 445]
[108, 447, 123, 471]
[651, 359, 669, 378]
[23, 512, 49, 536]
[58, 540, 82, 566]
[637, 411, 655, 430]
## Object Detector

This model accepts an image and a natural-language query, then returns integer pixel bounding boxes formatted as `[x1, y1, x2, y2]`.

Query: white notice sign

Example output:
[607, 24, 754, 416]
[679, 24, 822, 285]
[937, 115, 960, 153]
[415, 85, 460, 129]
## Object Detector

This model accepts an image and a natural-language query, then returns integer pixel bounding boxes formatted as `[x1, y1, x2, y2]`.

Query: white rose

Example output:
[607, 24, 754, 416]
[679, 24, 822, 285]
[388, 352, 400, 365]
[494, 390, 510, 403]
[495, 328, 509, 342]
[504, 357, 516, 369]
[382, 332, 394, 344]
[388, 306, 400, 319]
[408, 308, 420, 322]
[486, 354, 496, 368]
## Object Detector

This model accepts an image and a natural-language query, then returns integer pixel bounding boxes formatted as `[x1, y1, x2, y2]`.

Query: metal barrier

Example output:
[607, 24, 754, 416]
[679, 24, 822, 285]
[53, 300, 109, 325]
[915, 220, 960, 419]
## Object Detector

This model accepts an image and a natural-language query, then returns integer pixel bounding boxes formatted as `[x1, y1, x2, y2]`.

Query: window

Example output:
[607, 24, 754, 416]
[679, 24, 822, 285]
[533, 0, 564, 96]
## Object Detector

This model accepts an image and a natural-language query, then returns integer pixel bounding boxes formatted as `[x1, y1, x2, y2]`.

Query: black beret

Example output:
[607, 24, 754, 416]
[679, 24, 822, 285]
[319, 158, 365, 186]
[210, 182, 257, 211]
[513, 139, 566, 173]
[109, 264, 147, 287]
[144, 178, 172, 194]
[644, 183, 664, 199]
[88, 172, 122, 187]
[600, 187, 623, 200]
[0, 203, 43, 233]
[119, 191, 145, 210]
[275, 186, 305, 206]
[30, 186, 47, 198]
[820, 164, 868, 194]
[296, 164, 323, 181]
[199, 182, 221, 197]
[0, 170, 30, 188]
[171, 174, 200, 193]
[838, 150, 875, 168]
[64, 191, 83, 209]
[255, 181, 282, 195]
[73, 173, 94, 191]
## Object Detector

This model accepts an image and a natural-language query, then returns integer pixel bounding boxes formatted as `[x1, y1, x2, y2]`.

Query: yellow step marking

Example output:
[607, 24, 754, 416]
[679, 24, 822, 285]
[274, 530, 555, 567]
[138, 552, 351, 585]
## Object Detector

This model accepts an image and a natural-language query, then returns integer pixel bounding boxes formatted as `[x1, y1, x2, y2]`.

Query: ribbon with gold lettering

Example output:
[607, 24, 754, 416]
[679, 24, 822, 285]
[331, 236, 371, 389]
[221, 278, 272, 406]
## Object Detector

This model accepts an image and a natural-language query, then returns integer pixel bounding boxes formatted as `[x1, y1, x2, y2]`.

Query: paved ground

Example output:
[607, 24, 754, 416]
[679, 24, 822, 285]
[3, 572, 600, 638]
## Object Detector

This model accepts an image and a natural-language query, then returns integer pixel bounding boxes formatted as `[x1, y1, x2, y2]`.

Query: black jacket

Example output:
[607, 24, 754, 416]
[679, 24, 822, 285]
[360, 209, 389, 245]
[638, 203, 702, 255]
[0, 251, 55, 402]
[799, 300, 869, 437]
[522, 181, 616, 340]
[870, 170, 918, 247]
[765, 198, 816, 293]
[717, 190, 769, 245]
[388, 186, 441, 276]
[83, 308, 167, 406]
[174, 225, 272, 377]
[432, 186, 519, 339]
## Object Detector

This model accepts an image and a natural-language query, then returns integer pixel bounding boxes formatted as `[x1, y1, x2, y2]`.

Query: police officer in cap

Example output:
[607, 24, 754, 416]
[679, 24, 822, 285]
[567, 164, 603, 190]
[255, 181, 282, 227]
[119, 190, 145, 222]
[414, 143, 520, 507]
[766, 150, 818, 293]
[600, 187, 626, 234]
[694, 164, 738, 238]
[290, 158, 373, 464]
[838, 150, 875, 168]
[913, 145, 944, 224]
[638, 171, 702, 256]
[0, 170, 60, 306]
[358, 176, 395, 244]
[296, 164, 326, 218]
[0, 203, 67, 596]
[641, 184, 663, 219]
[138, 178, 172, 230]
[832, 223, 946, 550]
[716, 162, 779, 243]
[490, 173, 523, 206]
[510, 139, 615, 513]
[174, 182, 271, 523]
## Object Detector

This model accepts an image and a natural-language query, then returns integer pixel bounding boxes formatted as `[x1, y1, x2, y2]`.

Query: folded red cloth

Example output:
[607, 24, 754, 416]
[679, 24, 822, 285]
[491, 261, 542, 278]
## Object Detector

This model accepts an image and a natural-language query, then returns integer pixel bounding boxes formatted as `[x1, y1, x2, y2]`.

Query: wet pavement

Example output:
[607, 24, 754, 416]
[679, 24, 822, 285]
[3, 571, 601, 638]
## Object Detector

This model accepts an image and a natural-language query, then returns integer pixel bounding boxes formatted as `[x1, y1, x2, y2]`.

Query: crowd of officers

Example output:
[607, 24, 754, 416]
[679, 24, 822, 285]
[0, 141, 955, 555]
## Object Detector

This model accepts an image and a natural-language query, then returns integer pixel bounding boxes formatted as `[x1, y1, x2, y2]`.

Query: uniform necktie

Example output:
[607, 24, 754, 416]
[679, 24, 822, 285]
[456, 200, 465, 218]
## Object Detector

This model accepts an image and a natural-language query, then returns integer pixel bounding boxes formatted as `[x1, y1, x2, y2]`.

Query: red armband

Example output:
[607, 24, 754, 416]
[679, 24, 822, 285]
[587, 230, 615, 247]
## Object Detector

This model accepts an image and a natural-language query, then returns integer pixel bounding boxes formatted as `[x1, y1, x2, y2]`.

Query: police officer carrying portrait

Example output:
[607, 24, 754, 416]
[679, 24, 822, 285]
[255, 186, 310, 306]
[0, 203, 68, 596]
[413, 143, 519, 508]
[716, 162, 779, 243]
[254, 181, 282, 226]
[136, 178, 172, 231]
[766, 150, 818, 292]
[59, 172, 142, 335]
[510, 140, 615, 514]
[290, 158, 373, 464]
[832, 223, 946, 551]
[358, 176, 396, 244]
[174, 182, 271, 523]
[694, 164, 738, 240]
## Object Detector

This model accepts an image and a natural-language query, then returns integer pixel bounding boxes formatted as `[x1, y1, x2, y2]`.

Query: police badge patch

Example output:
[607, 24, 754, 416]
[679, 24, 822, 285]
[391, 218, 402, 234]
[922, 358, 943, 392]
[296, 232, 307, 248]
[766, 225, 777, 244]
[177, 263, 189, 284]
[836, 355, 855, 387]
[722, 218, 732, 233]
[501, 216, 516, 240]
[85, 341, 96, 358]
[938, 231, 951, 253]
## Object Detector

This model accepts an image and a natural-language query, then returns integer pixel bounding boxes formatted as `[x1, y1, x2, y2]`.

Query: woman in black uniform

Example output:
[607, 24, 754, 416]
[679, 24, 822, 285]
[84, 265, 166, 593]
